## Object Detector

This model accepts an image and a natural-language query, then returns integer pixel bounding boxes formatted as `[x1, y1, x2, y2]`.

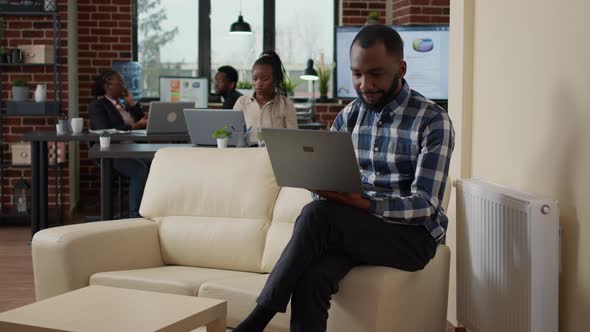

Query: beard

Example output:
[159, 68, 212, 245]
[214, 88, 226, 97]
[356, 76, 401, 112]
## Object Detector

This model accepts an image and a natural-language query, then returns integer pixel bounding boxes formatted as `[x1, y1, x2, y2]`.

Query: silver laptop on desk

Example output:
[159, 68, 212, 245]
[262, 128, 364, 193]
[138, 101, 194, 134]
[184, 109, 246, 146]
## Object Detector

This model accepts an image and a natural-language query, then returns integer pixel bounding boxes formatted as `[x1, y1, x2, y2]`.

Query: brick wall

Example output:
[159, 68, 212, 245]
[0, 0, 132, 217]
[77, 0, 133, 211]
[0, 0, 69, 215]
[392, 0, 450, 25]
[341, 0, 449, 26]
[342, 1, 388, 25]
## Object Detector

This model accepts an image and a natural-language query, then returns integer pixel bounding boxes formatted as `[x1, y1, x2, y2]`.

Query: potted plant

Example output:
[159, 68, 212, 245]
[236, 80, 253, 96]
[283, 76, 299, 97]
[12, 79, 29, 101]
[366, 11, 381, 25]
[316, 57, 334, 102]
[99, 130, 111, 149]
[212, 125, 232, 148]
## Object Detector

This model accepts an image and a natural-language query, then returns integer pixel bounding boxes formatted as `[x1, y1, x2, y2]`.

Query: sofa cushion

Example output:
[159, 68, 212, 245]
[262, 187, 313, 272]
[140, 147, 279, 220]
[198, 274, 291, 331]
[158, 216, 268, 272]
[140, 147, 280, 272]
[89, 265, 257, 296]
[326, 246, 451, 332]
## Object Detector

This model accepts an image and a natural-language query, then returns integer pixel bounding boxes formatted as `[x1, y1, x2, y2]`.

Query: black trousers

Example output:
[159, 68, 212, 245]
[257, 200, 437, 332]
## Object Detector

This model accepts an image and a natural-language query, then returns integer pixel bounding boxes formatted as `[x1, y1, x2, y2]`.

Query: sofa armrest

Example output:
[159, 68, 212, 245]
[328, 245, 451, 332]
[32, 219, 164, 301]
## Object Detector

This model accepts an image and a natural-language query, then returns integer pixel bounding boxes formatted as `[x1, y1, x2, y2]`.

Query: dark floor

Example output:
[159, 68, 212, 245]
[0, 226, 35, 312]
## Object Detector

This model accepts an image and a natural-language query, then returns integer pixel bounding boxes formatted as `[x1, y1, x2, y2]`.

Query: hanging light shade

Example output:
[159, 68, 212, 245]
[230, 0, 252, 35]
[300, 59, 319, 80]
[230, 14, 252, 34]
[229, 0, 252, 35]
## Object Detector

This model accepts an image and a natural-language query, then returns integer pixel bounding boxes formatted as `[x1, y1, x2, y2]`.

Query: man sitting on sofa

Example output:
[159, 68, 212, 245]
[234, 24, 455, 332]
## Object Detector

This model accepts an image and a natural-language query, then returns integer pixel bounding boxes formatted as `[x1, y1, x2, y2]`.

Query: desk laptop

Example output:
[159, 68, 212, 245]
[184, 109, 246, 146]
[137, 101, 194, 134]
[262, 128, 364, 193]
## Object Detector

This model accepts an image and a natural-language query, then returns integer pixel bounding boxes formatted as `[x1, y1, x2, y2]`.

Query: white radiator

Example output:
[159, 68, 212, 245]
[455, 179, 559, 332]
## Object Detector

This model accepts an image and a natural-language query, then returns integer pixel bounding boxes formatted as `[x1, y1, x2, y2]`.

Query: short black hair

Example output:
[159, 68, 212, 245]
[217, 65, 239, 83]
[350, 24, 404, 59]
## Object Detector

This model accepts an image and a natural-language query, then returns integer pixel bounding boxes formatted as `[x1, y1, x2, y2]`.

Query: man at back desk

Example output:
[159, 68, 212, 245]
[214, 65, 243, 109]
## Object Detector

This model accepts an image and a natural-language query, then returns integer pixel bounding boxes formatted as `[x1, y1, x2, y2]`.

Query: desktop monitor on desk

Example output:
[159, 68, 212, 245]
[159, 76, 209, 108]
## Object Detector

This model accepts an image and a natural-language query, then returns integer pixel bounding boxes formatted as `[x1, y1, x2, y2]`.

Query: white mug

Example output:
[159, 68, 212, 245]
[71, 117, 84, 134]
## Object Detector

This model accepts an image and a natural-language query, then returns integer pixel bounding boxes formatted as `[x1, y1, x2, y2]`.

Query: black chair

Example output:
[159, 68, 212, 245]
[85, 173, 127, 222]
[85, 142, 127, 222]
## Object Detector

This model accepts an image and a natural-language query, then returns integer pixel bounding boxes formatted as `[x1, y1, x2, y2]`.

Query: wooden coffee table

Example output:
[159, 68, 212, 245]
[0, 285, 226, 332]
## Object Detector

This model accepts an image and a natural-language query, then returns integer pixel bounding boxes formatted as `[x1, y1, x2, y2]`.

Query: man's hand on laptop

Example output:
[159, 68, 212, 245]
[311, 190, 370, 211]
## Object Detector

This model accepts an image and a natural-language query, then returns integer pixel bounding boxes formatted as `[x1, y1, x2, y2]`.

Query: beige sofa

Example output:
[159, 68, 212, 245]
[32, 147, 450, 332]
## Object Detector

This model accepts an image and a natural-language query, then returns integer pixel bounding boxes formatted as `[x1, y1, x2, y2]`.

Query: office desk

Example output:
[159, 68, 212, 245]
[22, 131, 190, 236]
[88, 143, 193, 221]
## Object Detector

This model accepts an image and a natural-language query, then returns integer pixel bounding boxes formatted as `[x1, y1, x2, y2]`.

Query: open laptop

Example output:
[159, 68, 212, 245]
[135, 101, 194, 134]
[262, 128, 364, 193]
[184, 109, 247, 146]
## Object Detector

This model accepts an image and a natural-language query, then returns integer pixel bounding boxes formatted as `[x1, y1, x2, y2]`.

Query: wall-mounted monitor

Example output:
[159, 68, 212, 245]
[336, 25, 449, 101]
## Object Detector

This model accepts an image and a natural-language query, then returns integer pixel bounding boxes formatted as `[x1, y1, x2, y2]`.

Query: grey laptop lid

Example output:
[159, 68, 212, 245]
[146, 102, 194, 134]
[183, 109, 246, 146]
[262, 128, 364, 193]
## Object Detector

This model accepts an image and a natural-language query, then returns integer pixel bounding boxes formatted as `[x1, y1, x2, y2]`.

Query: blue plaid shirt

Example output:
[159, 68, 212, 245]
[330, 80, 454, 242]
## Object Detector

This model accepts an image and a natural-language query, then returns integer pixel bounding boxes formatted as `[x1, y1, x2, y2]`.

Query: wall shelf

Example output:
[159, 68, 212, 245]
[0, 164, 30, 169]
[0, 4, 64, 224]
[0, 63, 62, 67]
[6, 101, 60, 116]
[0, 11, 57, 16]
[0, 163, 64, 169]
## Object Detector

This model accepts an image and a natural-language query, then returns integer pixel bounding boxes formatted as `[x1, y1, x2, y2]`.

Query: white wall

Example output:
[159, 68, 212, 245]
[449, 0, 590, 330]
[447, 0, 475, 325]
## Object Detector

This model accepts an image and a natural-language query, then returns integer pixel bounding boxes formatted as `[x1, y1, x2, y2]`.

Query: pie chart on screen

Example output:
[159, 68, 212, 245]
[413, 38, 434, 52]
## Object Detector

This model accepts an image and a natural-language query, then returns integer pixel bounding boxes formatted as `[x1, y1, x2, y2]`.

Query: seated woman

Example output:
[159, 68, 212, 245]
[88, 70, 147, 131]
[88, 70, 149, 218]
[233, 51, 298, 143]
